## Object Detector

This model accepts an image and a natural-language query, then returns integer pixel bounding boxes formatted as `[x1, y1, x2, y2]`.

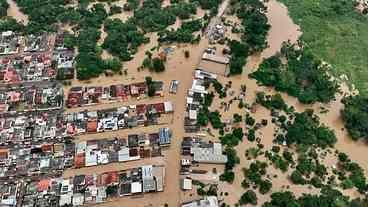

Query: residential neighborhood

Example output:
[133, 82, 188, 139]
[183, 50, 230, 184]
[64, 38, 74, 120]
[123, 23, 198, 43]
[3, 0, 365, 205]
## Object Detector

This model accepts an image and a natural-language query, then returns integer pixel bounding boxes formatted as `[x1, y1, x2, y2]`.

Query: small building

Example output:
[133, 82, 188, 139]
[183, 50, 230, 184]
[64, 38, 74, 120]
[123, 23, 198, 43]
[181, 178, 192, 190]
[159, 127, 172, 146]
[131, 182, 142, 194]
[181, 196, 219, 207]
[191, 143, 227, 164]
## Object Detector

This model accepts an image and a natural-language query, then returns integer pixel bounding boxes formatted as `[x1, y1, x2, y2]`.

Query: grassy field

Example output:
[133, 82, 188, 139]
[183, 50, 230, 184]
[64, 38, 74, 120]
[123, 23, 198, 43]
[279, 0, 368, 95]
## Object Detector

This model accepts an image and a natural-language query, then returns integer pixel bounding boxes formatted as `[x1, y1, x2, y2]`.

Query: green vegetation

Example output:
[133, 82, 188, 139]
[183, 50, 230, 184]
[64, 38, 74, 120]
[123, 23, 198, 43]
[16, 0, 77, 32]
[0, 18, 25, 32]
[191, 0, 221, 16]
[242, 161, 272, 194]
[284, 109, 337, 148]
[245, 114, 255, 126]
[337, 154, 367, 193]
[208, 111, 224, 129]
[142, 55, 166, 72]
[158, 19, 202, 44]
[247, 128, 256, 142]
[220, 147, 240, 183]
[220, 128, 244, 146]
[232, 0, 270, 52]
[239, 190, 257, 206]
[341, 95, 368, 141]
[103, 19, 149, 61]
[251, 43, 339, 104]
[263, 187, 368, 207]
[196, 183, 218, 196]
[75, 4, 108, 80]
[0, 0, 9, 18]
[123, 0, 139, 11]
[228, 40, 249, 75]
[256, 92, 288, 111]
[167, 1, 197, 20]
[279, 0, 368, 95]
[233, 113, 242, 123]
[133, 0, 176, 32]
[212, 79, 226, 98]
[109, 5, 123, 15]
[145, 76, 156, 97]
[265, 151, 290, 172]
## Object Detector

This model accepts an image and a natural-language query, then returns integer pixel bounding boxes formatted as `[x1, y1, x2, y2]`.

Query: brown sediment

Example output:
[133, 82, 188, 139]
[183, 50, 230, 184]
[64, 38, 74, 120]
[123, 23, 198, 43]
[6, 0, 29, 24]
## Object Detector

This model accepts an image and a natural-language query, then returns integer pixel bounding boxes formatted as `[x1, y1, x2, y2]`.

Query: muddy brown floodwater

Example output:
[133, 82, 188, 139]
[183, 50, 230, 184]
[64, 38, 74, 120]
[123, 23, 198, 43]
[6, 0, 29, 24]
[216, 0, 368, 205]
[27, 0, 367, 205]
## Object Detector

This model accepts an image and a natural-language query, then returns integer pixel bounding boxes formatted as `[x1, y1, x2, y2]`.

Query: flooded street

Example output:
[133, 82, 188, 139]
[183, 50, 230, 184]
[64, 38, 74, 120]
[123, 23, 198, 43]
[6, 0, 29, 24]
[8, 0, 362, 205]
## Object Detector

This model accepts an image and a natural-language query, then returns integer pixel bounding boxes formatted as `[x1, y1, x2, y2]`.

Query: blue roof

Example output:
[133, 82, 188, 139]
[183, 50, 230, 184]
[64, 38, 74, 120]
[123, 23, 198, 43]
[159, 128, 172, 145]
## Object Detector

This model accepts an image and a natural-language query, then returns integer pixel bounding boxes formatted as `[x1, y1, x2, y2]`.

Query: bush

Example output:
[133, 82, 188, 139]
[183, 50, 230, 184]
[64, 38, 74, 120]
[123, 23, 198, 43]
[239, 190, 258, 205]
[220, 171, 235, 183]
[290, 170, 307, 185]
[247, 128, 256, 142]
[151, 57, 166, 72]
[245, 115, 256, 126]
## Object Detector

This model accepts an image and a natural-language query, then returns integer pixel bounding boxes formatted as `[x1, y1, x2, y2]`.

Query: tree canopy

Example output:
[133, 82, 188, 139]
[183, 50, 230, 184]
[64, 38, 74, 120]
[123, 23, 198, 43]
[251, 42, 339, 104]
[102, 19, 149, 61]
[285, 110, 337, 148]
[0, 0, 9, 18]
[341, 95, 368, 141]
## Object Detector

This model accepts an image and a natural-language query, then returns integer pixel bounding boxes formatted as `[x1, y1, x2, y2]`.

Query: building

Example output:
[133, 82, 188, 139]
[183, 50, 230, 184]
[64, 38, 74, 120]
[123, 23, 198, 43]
[192, 142, 227, 164]
[182, 196, 219, 207]
[181, 178, 192, 190]
[159, 127, 172, 146]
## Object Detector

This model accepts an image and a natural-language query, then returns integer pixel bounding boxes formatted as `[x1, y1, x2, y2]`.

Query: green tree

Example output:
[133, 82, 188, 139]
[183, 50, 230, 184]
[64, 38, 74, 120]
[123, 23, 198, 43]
[239, 190, 258, 205]
[151, 57, 166, 72]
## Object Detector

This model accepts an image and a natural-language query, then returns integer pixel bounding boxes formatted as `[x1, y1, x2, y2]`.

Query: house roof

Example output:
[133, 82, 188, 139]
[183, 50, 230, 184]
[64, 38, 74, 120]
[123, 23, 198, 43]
[38, 179, 50, 192]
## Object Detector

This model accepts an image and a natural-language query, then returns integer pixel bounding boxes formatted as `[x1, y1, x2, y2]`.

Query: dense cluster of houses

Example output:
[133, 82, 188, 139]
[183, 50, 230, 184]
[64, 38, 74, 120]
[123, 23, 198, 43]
[66, 81, 163, 108]
[0, 83, 63, 113]
[0, 165, 165, 206]
[0, 30, 177, 206]
[0, 111, 66, 145]
[53, 32, 75, 80]
[0, 32, 49, 56]
[0, 127, 171, 206]
[0, 31, 20, 55]
[0, 141, 75, 179]
[0, 31, 75, 84]
[74, 128, 171, 168]
[65, 101, 173, 135]
[184, 70, 217, 133]
[0, 127, 171, 179]
[0, 53, 56, 84]
[23, 34, 50, 53]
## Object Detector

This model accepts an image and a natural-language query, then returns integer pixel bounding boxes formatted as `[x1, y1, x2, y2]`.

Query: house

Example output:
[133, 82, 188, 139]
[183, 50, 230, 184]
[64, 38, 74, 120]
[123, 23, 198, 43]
[192, 142, 227, 164]
[159, 127, 172, 146]
[181, 178, 192, 190]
